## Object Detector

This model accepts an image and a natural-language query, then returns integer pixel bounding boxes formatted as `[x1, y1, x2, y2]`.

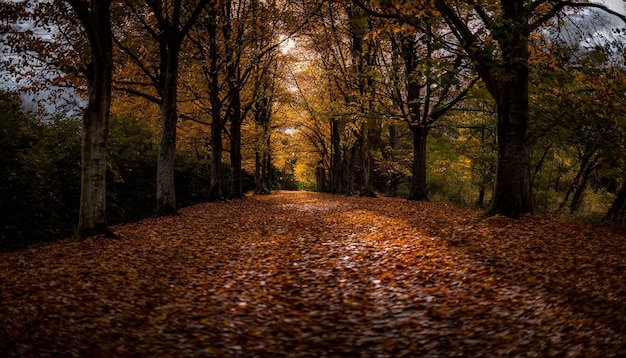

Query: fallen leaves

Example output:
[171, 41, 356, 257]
[1, 191, 625, 357]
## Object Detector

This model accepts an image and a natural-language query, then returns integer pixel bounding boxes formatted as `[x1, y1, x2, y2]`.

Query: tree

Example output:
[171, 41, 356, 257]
[433, 0, 626, 217]
[185, 4, 229, 200]
[252, 59, 279, 194]
[0, 0, 114, 237]
[387, 25, 477, 200]
[67, 0, 114, 238]
[114, 0, 212, 215]
[525, 26, 626, 215]
[300, 0, 382, 196]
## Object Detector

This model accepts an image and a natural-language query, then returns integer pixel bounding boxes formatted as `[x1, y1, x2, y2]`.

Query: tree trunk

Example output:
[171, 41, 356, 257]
[316, 165, 326, 192]
[343, 144, 357, 195]
[209, 113, 224, 200]
[254, 151, 263, 193]
[408, 126, 429, 201]
[254, 144, 271, 195]
[156, 67, 179, 215]
[476, 186, 486, 208]
[208, 12, 224, 201]
[265, 150, 272, 190]
[569, 161, 599, 214]
[360, 122, 375, 197]
[487, 87, 532, 217]
[386, 124, 400, 196]
[559, 149, 597, 210]
[74, 0, 113, 239]
[437, 0, 533, 217]
[485, 7, 532, 217]
[230, 117, 244, 198]
[604, 176, 626, 223]
[330, 117, 342, 193]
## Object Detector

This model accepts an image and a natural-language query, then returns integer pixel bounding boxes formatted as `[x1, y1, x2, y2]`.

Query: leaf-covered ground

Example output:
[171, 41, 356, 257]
[1, 191, 625, 357]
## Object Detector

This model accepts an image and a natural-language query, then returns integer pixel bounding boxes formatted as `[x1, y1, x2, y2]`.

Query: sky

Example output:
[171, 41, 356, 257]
[0, 0, 83, 119]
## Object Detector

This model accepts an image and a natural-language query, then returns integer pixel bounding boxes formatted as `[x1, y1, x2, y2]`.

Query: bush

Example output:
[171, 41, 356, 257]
[0, 107, 217, 251]
[272, 165, 298, 191]
[0, 94, 81, 250]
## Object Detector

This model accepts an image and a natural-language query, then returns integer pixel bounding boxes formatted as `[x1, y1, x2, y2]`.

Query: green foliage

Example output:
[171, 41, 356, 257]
[106, 114, 215, 222]
[527, 45, 626, 217]
[426, 135, 479, 207]
[0, 103, 217, 251]
[297, 180, 317, 192]
[0, 93, 81, 251]
[106, 115, 158, 224]
[272, 164, 298, 191]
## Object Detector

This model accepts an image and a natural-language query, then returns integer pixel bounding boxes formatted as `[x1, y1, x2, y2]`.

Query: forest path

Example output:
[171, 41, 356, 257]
[1, 191, 625, 357]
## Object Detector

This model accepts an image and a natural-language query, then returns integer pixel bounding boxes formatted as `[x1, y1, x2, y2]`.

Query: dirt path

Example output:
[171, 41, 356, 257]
[1, 191, 625, 356]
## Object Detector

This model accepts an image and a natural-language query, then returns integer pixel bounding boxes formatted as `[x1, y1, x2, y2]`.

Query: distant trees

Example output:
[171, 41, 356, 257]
[183, 0, 292, 199]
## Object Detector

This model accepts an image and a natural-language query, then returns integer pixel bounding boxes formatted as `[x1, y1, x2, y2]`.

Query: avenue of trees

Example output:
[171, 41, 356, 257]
[2, 0, 626, 249]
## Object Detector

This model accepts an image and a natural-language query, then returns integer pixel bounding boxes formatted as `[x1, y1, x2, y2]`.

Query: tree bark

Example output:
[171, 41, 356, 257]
[488, 82, 532, 217]
[360, 122, 375, 197]
[254, 144, 271, 194]
[408, 126, 429, 201]
[402, 34, 429, 201]
[229, 70, 244, 198]
[230, 118, 243, 197]
[437, 0, 533, 217]
[604, 176, 626, 223]
[209, 109, 224, 200]
[330, 118, 342, 193]
[208, 10, 224, 201]
[484, 2, 533, 217]
[115, 0, 212, 214]
[72, 0, 113, 239]
[254, 133, 271, 194]
[156, 60, 179, 215]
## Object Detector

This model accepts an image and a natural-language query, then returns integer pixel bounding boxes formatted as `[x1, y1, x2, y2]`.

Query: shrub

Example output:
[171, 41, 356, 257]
[0, 94, 81, 250]
[0, 107, 218, 251]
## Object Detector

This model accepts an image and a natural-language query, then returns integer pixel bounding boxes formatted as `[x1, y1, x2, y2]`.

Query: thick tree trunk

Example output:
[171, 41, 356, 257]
[437, 0, 533, 217]
[487, 87, 532, 217]
[156, 71, 179, 215]
[75, 0, 113, 239]
[486, 7, 533, 217]
[408, 126, 429, 201]
[208, 14, 224, 201]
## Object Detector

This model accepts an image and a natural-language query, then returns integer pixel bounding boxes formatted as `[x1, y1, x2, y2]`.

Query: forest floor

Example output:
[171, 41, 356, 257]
[1, 191, 626, 357]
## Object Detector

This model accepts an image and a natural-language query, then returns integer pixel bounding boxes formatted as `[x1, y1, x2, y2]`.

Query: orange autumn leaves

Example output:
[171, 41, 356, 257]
[1, 191, 625, 356]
